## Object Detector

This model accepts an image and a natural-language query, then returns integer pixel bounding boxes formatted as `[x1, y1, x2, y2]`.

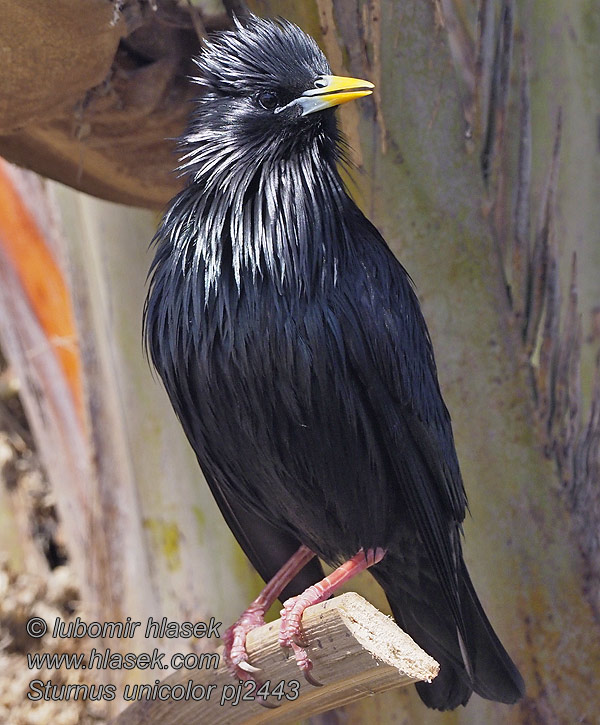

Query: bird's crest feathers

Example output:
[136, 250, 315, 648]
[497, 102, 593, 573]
[193, 14, 330, 95]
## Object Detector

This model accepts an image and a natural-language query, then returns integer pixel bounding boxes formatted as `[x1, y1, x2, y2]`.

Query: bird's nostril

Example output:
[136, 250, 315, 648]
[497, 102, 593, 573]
[314, 77, 328, 88]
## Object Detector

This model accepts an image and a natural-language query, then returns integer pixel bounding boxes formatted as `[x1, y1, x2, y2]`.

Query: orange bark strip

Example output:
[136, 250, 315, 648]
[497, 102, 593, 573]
[0, 161, 83, 417]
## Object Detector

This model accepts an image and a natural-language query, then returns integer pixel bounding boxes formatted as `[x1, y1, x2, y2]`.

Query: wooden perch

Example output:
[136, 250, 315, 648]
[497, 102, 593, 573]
[111, 592, 439, 725]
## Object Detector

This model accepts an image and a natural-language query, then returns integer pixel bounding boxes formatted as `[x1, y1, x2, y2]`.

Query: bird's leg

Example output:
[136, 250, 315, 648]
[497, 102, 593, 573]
[279, 547, 386, 685]
[223, 544, 316, 680]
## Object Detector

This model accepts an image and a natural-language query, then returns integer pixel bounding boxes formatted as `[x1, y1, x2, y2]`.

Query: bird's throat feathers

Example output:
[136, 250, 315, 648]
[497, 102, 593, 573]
[159, 126, 355, 305]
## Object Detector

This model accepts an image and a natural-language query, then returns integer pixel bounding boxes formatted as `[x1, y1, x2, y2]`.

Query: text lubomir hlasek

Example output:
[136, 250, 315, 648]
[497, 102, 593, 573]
[50, 616, 222, 639]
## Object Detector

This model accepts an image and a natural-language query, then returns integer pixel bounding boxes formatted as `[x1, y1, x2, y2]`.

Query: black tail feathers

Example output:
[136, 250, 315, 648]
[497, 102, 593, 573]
[458, 562, 525, 704]
[372, 558, 525, 711]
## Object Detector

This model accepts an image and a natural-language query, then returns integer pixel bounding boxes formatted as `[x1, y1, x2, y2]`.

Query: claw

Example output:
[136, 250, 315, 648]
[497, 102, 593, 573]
[237, 659, 261, 674]
[292, 632, 309, 648]
[258, 696, 281, 709]
[304, 669, 323, 687]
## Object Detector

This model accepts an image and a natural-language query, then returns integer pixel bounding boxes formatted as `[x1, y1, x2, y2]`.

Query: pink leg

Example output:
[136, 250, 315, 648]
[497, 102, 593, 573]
[279, 547, 386, 685]
[223, 544, 315, 680]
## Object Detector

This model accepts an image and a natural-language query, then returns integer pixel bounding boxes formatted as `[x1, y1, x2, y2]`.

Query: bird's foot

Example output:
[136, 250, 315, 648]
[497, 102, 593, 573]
[223, 604, 265, 681]
[279, 594, 323, 686]
[221, 545, 317, 705]
[223, 606, 282, 709]
[278, 547, 387, 687]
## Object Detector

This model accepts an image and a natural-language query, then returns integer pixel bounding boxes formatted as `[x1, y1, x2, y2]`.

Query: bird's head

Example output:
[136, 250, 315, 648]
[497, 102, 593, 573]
[182, 14, 373, 177]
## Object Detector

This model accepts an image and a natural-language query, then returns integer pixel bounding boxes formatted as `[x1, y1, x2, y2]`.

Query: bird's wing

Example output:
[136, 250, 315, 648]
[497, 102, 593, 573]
[338, 234, 466, 519]
[333, 223, 468, 630]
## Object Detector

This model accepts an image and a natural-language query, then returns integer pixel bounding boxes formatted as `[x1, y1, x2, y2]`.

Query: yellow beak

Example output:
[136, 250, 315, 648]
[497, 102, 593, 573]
[297, 74, 374, 116]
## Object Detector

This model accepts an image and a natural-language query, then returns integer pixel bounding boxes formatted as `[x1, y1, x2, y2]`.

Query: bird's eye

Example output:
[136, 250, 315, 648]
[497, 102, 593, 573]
[257, 91, 279, 110]
[314, 77, 328, 89]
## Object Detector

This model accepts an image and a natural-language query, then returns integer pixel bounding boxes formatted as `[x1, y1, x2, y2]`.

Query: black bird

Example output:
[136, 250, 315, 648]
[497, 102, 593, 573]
[144, 14, 524, 710]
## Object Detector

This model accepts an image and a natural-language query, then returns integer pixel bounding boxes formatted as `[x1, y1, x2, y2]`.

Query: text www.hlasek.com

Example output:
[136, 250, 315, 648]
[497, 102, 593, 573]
[28, 647, 220, 672]
[26, 615, 300, 706]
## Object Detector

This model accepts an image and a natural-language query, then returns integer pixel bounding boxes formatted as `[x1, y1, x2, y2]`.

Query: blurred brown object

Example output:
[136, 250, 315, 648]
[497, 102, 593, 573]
[0, 0, 230, 209]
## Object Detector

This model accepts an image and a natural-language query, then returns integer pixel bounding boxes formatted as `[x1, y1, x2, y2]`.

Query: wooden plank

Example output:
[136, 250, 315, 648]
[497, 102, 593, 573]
[112, 592, 439, 725]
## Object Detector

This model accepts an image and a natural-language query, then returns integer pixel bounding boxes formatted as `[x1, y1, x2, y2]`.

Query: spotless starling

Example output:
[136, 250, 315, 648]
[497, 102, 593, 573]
[144, 14, 525, 710]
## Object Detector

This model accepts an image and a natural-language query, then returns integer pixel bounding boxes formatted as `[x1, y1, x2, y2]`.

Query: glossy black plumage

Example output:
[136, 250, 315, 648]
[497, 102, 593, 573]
[144, 14, 524, 710]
